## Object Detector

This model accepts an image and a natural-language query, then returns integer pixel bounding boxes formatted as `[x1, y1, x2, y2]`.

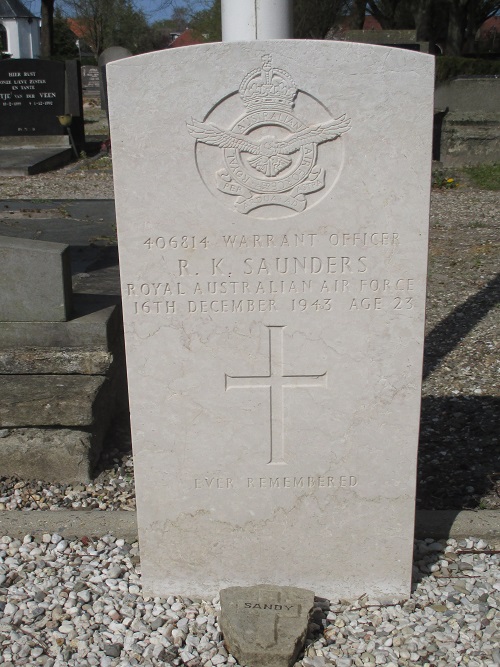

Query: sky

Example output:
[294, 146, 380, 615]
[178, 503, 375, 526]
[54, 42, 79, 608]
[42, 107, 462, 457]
[25, 0, 208, 25]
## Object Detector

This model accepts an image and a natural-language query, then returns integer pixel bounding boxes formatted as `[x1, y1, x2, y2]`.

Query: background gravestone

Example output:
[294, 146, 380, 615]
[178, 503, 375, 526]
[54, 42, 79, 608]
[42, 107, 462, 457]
[434, 76, 500, 166]
[81, 65, 100, 97]
[0, 228, 126, 483]
[0, 59, 85, 174]
[108, 41, 434, 601]
[98, 46, 132, 112]
[0, 236, 72, 322]
[0, 59, 66, 137]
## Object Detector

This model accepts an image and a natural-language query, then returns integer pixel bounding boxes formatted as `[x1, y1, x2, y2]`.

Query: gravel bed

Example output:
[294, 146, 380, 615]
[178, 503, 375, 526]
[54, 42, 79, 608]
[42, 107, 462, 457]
[0, 535, 498, 667]
[0, 159, 115, 200]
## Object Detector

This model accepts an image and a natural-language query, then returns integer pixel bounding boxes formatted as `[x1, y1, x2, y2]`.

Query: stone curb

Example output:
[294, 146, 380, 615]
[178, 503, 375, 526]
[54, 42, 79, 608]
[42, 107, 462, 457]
[0, 510, 499, 545]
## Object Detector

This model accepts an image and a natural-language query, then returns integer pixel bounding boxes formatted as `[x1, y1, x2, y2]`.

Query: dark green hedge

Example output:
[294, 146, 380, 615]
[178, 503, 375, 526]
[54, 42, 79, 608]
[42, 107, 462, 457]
[436, 57, 500, 83]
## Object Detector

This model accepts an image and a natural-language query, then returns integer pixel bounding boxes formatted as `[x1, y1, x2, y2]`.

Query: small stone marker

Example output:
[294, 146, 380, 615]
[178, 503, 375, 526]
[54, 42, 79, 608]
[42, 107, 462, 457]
[108, 41, 434, 600]
[220, 585, 314, 667]
[0, 236, 72, 322]
[81, 65, 100, 97]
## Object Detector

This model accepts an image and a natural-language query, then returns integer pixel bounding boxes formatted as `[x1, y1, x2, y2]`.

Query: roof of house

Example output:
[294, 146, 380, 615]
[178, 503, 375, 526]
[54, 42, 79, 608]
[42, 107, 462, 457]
[479, 16, 500, 37]
[0, 0, 37, 19]
[67, 17, 88, 40]
[169, 28, 204, 48]
[363, 16, 382, 30]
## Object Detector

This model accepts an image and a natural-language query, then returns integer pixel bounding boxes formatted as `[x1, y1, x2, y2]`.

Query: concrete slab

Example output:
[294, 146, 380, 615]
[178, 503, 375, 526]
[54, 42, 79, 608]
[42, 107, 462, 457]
[0, 427, 105, 482]
[0, 137, 70, 149]
[0, 348, 112, 374]
[0, 235, 72, 322]
[415, 510, 500, 544]
[0, 148, 74, 176]
[0, 509, 139, 542]
[0, 510, 497, 547]
[0, 200, 118, 277]
[0, 295, 120, 348]
[440, 112, 500, 166]
[0, 200, 116, 231]
[0, 200, 124, 483]
[0, 375, 109, 427]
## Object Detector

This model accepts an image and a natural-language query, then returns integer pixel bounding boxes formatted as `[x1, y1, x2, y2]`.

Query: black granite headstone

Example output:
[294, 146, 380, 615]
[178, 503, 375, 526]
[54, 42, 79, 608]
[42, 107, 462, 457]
[81, 65, 100, 96]
[0, 59, 66, 137]
[65, 60, 85, 150]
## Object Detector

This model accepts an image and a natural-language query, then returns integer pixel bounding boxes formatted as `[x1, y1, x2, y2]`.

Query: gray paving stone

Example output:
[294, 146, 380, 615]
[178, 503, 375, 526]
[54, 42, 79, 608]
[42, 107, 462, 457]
[0, 235, 72, 322]
[0, 296, 120, 348]
[0, 347, 113, 375]
[0, 375, 109, 427]
[0, 148, 73, 176]
[0, 427, 105, 482]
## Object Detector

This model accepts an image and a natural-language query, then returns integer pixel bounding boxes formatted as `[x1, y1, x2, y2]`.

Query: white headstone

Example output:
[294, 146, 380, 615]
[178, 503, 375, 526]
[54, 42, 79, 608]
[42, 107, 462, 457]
[108, 41, 434, 601]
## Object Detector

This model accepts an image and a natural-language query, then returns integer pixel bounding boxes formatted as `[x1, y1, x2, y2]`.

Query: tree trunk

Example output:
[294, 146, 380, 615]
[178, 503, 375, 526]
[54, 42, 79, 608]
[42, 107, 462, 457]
[412, 0, 431, 41]
[367, 0, 397, 29]
[40, 0, 55, 58]
[445, 0, 468, 56]
[350, 0, 367, 29]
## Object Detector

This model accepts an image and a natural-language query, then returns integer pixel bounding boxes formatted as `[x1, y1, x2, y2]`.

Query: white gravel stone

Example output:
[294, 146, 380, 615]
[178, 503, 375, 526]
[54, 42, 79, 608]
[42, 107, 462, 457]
[0, 535, 497, 666]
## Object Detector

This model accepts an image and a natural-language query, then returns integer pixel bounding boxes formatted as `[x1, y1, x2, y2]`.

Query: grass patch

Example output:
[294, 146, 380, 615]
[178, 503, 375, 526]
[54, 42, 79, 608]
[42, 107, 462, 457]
[462, 164, 500, 190]
[432, 169, 459, 189]
[80, 156, 112, 171]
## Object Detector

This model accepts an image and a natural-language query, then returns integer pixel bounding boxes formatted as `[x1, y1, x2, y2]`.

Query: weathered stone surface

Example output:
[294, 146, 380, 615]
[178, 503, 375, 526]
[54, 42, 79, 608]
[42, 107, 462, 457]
[439, 112, 500, 166]
[0, 348, 113, 375]
[0, 235, 72, 322]
[0, 427, 105, 482]
[434, 77, 500, 114]
[0, 375, 109, 427]
[0, 297, 120, 349]
[108, 41, 434, 600]
[220, 585, 314, 667]
[0, 148, 73, 176]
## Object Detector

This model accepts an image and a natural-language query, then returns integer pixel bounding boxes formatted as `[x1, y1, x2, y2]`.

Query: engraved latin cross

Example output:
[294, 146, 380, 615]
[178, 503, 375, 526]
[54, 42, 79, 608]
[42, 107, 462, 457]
[225, 326, 327, 465]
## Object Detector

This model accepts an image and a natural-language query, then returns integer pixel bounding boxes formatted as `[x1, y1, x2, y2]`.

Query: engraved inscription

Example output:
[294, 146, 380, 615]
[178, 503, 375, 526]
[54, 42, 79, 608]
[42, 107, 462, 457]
[126, 231, 418, 315]
[244, 603, 295, 610]
[225, 326, 327, 465]
[192, 475, 359, 490]
[187, 55, 350, 216]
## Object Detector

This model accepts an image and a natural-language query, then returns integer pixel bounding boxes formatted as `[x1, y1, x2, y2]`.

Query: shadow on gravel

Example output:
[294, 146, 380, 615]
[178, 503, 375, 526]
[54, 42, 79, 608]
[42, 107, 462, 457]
[423, 272, 500, 380]
[418, 396, 500, 511]
[419, 272, 500, 515]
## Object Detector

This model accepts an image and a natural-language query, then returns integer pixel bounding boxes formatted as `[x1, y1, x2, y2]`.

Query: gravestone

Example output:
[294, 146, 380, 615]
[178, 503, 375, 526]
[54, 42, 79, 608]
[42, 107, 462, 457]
[108, 41, 434, 601]
[0, 236, 72, 322]
[434, 76, 500, 165]
[0, 59, 66, 137]
[0, 231, 125, 483]
[0, 59, 84, 175]
[81, 65, 100, 97]
[98, 46, 132, 112]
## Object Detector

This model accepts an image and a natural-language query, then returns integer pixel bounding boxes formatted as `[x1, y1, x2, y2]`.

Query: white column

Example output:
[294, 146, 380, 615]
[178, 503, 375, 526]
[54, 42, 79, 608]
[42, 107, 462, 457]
[221, 0, 293, 42]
